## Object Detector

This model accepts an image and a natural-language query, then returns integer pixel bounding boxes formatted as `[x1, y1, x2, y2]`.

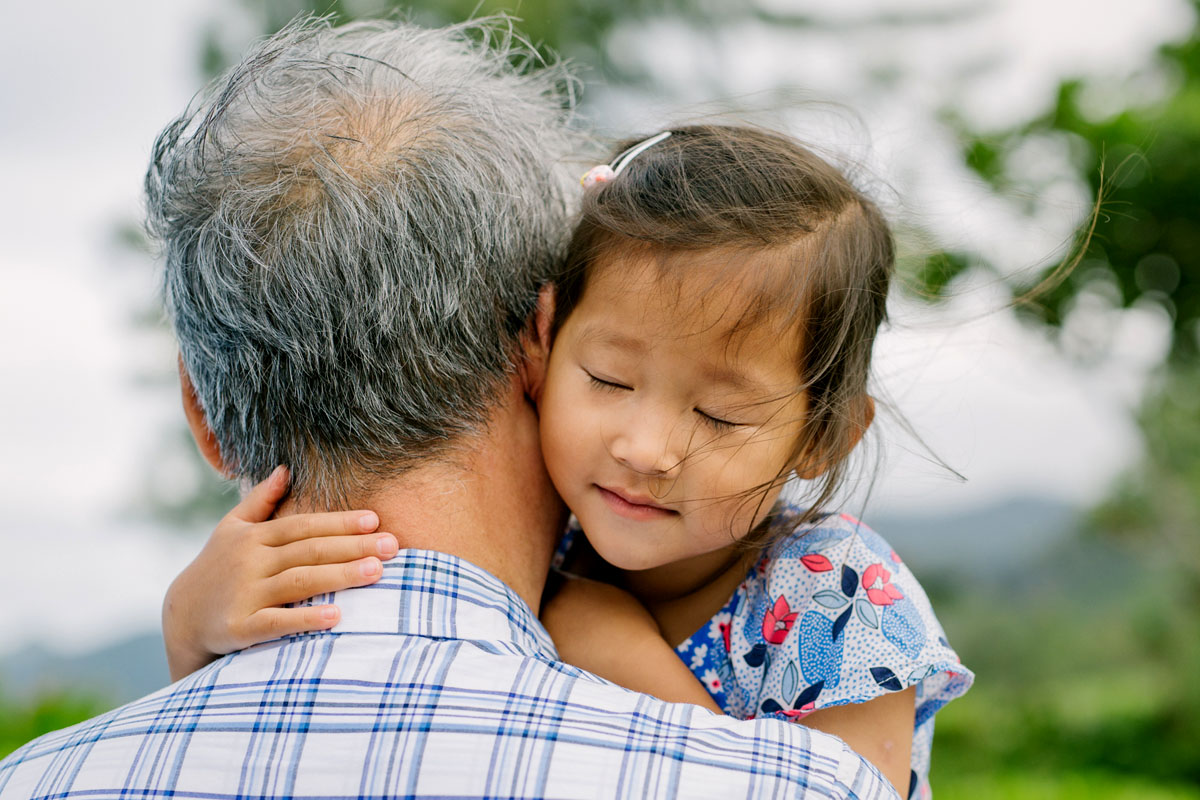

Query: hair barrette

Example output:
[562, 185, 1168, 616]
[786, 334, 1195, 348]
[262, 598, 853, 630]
[580, 131, 672, 188]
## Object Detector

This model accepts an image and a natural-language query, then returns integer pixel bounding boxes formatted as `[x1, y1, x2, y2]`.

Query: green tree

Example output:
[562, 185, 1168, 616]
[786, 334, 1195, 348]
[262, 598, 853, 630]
[202, 0, 658, 84]
[938, 4, 1200, 366]
[925, 4, 1200, 786]
[939, 2, 1200, 583]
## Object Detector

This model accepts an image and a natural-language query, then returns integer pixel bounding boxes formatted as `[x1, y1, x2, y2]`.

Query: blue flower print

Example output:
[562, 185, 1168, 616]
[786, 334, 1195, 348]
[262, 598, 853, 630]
[882, 598, 926, 659]
[741, 590, 770, 648]
[797, 610, 844, 690]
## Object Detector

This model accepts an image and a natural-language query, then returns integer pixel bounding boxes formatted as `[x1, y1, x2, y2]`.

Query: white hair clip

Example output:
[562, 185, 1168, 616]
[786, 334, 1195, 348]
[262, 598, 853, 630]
[580, 131, 672, 188]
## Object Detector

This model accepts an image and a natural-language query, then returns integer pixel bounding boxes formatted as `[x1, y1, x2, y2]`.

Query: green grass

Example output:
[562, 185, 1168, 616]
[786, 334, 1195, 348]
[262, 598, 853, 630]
[933, 770, 1200, 800]
[0, 690, 109, 760]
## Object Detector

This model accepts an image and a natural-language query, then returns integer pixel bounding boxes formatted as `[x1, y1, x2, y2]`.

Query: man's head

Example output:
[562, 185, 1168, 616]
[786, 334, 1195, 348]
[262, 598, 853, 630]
[146, 18, 580, 507]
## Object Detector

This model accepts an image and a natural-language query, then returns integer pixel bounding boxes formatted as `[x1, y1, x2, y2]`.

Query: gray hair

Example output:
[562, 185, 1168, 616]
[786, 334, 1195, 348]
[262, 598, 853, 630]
[146, 17, 584, 506]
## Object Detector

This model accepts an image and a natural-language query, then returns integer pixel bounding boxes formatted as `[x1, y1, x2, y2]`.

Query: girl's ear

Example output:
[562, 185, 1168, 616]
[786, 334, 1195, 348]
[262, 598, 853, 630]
[178, 354, 233, 477]
[856, 395, 876, 440]
[793, 395, 875, 480]
[518, 284, 556, 404]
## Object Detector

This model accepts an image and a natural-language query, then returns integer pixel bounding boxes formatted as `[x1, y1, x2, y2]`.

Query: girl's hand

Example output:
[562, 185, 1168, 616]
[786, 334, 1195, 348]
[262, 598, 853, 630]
[162, 466, 398, 681]
[541, 576, 722, 712]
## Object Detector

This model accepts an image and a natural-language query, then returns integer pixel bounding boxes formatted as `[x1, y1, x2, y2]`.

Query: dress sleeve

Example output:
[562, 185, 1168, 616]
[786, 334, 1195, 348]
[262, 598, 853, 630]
[727, 512, 973, 729]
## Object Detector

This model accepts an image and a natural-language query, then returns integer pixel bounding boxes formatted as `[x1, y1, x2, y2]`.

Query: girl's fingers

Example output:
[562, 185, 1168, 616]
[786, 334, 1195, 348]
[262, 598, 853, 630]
[230, 465, 291, 524]
[272, 532, 399, 570]
[264, 558, 385, 605]
[239, 605, 341, 645]
[257, 509, 380, 547]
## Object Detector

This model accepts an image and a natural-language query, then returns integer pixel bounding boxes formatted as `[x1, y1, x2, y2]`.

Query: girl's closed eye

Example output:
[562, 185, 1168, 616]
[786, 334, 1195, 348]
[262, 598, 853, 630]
[584, 369, 631, 392]
[695, 408, 741, 432]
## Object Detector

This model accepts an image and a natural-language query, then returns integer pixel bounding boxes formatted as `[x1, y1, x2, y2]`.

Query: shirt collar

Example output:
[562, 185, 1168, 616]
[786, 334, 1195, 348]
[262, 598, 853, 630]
[305, 549, 557, 660]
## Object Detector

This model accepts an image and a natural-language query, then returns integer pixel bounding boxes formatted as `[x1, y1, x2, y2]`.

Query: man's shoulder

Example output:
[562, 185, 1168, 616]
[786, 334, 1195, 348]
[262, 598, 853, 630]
[551, 665, 892, 794]
[0, 684, 176, 795]
[0, 633, 891, 799]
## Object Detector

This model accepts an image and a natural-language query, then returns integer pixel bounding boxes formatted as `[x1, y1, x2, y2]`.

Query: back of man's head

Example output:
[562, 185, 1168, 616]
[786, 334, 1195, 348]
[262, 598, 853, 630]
[146, 17, 580, 506]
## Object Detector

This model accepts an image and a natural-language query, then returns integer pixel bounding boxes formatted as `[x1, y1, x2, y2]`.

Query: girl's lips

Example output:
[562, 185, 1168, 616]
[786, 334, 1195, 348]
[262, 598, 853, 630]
[595, 485, 677, 521]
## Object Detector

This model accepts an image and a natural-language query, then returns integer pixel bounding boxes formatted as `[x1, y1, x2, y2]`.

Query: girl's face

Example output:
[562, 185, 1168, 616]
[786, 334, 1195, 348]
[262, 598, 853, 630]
[539, 248, 808, 574]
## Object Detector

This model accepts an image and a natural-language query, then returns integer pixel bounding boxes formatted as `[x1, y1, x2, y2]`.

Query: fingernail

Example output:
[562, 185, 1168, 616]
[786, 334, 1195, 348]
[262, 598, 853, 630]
[320, 606, 338, 622]
[358, 512, 378, 531]
[360, 558, 381, 577]
[376, 534, 397, 557]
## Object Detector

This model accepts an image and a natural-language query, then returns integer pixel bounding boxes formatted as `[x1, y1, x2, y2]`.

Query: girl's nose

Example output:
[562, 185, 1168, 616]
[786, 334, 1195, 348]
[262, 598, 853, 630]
[608, 411, 685, 476]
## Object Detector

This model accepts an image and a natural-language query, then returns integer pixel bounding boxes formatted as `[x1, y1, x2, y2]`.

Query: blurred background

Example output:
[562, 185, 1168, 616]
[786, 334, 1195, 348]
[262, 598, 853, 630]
[1, 1, 1197, 796]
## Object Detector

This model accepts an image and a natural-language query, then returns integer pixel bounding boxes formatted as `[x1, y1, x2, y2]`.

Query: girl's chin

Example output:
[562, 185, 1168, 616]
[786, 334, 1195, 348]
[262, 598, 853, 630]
[586, 537, 667, 573]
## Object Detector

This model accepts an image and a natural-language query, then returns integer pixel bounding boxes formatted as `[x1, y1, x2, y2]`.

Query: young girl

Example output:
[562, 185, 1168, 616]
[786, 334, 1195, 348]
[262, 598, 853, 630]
[163, 125, 972, 799]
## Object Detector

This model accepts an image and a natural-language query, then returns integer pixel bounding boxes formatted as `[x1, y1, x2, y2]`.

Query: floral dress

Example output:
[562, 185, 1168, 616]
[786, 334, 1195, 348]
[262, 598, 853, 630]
[553, 505, 973, 800]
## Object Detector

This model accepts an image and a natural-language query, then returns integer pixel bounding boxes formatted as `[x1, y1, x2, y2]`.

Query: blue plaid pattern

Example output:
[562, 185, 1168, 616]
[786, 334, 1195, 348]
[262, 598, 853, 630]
[0, 550, 896, 799]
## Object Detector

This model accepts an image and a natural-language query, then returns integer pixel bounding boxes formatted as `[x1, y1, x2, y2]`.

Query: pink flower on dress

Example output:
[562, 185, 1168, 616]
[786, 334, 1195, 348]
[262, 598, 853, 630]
[862, 563, 904, 606]
[762, 595, 798, 644]
[800, 554, 834, 572]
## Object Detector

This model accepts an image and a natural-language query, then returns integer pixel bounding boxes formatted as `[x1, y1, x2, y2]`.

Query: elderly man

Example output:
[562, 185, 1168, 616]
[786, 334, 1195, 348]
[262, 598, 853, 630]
[0, 18, 893, 799]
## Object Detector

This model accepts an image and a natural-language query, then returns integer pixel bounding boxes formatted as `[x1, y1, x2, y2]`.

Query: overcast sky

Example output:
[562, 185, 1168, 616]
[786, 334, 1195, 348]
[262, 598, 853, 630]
[0, 0, 1189, 658]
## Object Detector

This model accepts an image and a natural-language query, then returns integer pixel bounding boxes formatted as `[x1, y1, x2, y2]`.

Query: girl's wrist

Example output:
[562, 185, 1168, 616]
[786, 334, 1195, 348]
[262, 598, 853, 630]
[162, 587, 213, 680]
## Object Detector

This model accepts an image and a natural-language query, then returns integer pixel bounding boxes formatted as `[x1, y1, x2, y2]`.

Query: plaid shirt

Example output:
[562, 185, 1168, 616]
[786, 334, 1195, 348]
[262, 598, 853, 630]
[0, 550, 895, 799]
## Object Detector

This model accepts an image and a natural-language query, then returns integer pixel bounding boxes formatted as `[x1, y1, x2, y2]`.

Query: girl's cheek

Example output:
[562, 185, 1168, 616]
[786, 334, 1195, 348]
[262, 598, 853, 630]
[539, 383, 583, 474]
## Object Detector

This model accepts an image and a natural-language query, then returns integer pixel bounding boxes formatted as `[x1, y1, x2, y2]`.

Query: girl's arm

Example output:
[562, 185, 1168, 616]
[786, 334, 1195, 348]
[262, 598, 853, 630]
[802, 690, 915, 795]
[542, 575, 913, 795]
[540, 576, 722, 712]
[162, 466, 398, 681]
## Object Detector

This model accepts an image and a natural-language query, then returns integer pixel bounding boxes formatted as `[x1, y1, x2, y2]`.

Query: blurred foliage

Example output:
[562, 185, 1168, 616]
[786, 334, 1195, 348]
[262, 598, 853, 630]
[911, 250, 974, 301]
[0, 688, 107, 760]
[203, 0, 981, 87]
[1090, 365, 1200, 587]
[930, 770, 1200, 800]
[923, 361, 1200, 791]
[926, 19, 1200, 792]
[934, 1, 1200, 366]
[927, 532, 1200, 792]
[201, 0, 658, 85]
[245, 0, 620, 57]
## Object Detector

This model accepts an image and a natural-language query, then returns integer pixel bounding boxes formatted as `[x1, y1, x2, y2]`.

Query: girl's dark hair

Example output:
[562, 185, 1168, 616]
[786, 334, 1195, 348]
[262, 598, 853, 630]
[555, 124, 894, 537]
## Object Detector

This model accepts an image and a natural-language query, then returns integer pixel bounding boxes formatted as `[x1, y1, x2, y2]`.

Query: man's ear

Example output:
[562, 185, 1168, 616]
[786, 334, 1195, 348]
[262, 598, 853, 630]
[518, 285, 556, 404]
[178, 354, 232, 477]
[794, 395, 875, 480]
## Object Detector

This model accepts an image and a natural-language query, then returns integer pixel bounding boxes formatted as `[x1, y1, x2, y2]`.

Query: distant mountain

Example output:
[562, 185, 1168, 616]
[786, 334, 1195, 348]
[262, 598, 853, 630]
[0, 631, 168, 706]
[873, 496, 1078, 581]
[0, 496, 1079, 707]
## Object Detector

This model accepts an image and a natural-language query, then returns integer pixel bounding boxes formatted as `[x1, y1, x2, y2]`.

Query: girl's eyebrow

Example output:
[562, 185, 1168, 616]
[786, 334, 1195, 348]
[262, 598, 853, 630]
[577, 325, 647, 354]
[701, 363, 771, 396]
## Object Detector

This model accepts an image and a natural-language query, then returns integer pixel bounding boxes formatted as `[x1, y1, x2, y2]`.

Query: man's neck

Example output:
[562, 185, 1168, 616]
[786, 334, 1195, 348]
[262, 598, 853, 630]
[283, 380, 566, 615]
